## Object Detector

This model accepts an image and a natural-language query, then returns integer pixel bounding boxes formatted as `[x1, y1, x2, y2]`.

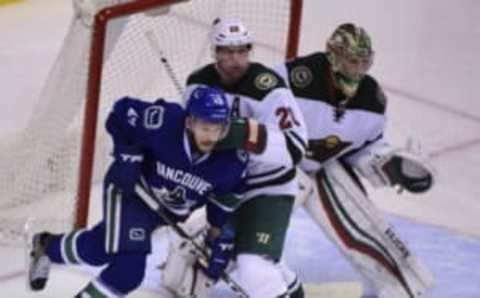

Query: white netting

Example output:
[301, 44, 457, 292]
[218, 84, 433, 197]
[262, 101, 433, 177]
[0, 0, 297, 245]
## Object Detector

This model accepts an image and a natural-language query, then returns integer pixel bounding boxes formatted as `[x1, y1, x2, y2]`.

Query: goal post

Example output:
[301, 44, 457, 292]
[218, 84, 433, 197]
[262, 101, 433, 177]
[76, 0, 192, 230]
[0, 0, 303, 244]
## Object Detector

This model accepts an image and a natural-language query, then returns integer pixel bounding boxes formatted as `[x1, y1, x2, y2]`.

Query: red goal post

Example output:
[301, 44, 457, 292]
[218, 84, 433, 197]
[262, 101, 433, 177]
[0, 0, 303, 244]
[76, 0, 303, 228]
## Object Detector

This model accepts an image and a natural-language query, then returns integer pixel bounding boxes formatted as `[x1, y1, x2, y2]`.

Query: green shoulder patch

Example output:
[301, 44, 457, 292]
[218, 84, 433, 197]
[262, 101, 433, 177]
[290, 65, 313, 88]
[254, 72, 279, 90]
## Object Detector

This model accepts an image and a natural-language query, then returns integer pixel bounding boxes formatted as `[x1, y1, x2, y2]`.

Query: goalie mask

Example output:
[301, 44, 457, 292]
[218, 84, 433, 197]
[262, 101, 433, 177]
[326, 23, 374, 97]
[210, 17, 253, 48]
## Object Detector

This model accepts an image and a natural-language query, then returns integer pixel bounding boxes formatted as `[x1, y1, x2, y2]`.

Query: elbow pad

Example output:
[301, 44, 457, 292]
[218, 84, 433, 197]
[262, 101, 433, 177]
[216, 118, 267, 154]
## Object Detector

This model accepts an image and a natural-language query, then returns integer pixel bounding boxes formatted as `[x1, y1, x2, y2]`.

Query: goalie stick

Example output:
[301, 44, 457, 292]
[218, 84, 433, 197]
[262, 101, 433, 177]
[134, 183, 250, 298]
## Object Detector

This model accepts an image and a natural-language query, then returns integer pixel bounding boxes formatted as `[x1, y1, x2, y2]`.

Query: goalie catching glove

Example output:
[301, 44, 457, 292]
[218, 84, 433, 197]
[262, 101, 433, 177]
[350, 140, 434, 193]
[380, 155, 433, 193]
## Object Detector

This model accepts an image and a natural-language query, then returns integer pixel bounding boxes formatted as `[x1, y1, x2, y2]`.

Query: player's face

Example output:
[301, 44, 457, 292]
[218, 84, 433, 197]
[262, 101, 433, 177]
[214, 45, 251, 85]
[187, 117, 228, 153]
[339, 53, 373, 81]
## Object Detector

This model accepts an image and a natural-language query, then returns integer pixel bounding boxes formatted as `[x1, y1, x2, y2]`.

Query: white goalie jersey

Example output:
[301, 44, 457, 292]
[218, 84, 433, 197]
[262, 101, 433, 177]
[274, 52, 388, 175]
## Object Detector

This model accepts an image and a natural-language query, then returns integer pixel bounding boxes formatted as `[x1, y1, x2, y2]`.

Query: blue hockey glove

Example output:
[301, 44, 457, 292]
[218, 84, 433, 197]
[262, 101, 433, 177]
[107, 144, 143, 194]
[202, 228, 235, 281]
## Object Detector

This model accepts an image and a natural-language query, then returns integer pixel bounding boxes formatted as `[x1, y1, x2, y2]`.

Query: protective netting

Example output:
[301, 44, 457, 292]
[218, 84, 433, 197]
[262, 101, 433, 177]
[0, 0, 297, 245]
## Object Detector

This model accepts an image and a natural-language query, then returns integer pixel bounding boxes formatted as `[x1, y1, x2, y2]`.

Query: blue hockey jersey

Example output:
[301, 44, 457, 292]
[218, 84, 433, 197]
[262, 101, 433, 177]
[105, 97, 248, 225]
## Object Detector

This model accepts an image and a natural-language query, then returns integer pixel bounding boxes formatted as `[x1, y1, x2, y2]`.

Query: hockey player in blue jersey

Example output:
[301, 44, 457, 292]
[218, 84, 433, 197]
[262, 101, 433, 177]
[27, 86, 252, 297]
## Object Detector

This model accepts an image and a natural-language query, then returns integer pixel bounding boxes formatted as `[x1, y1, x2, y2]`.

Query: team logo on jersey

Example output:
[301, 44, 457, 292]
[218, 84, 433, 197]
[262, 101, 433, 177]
[290, 65, 313, 88]
[307, 135, 352, 162]
[129, 228, 146, 241]
[144, 105, 164, 129]
[254, 73, 278, 90]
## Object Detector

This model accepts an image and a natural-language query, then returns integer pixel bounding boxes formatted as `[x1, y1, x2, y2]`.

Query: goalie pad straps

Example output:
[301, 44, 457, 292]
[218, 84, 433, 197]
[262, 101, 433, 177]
[303, 162, 434, 298]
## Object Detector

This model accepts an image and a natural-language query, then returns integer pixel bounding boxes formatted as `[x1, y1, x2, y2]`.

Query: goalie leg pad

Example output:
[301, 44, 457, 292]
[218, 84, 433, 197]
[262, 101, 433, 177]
[293, 168, 315, 210]
[302, 161, 434, 298]
[162, 209, 214, 297]
[163, 262, 213, 298]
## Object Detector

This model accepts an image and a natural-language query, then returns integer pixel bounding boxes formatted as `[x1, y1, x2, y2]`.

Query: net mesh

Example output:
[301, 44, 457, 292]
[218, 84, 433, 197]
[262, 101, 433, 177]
[0, 0, 296, 245]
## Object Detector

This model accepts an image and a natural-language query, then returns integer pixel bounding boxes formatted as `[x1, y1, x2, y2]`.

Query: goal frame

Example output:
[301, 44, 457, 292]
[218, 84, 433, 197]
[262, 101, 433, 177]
[75, 0, 304, 228]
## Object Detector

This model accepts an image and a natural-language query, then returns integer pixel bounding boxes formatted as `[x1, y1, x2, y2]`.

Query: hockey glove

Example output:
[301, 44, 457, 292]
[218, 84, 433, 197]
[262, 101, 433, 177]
[202, 227, 235, 281]
[382, 155, 433, 193]
[107, 144, 143, 194]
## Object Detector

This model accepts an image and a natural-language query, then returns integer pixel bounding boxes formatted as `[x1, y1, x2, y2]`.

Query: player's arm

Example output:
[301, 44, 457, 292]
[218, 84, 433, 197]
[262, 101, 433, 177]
[258, 87, 308, 164]
[104, 97, 148, 193]
[200, 189, 245, 281]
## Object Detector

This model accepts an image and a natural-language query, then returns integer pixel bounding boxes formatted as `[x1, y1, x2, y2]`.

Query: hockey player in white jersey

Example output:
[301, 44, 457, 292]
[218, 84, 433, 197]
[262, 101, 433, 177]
[163, 17, 308, 298]
[274, 23, 435, 298]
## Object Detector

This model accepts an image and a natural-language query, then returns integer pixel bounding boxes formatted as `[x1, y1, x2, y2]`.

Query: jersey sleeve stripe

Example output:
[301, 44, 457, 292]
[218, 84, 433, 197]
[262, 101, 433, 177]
[245, 168, 296, 190]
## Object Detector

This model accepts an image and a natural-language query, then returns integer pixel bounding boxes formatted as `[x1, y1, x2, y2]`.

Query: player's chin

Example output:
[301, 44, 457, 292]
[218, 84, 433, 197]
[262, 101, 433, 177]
[198, 142, 216, 153]
[229, 68, 247, 80]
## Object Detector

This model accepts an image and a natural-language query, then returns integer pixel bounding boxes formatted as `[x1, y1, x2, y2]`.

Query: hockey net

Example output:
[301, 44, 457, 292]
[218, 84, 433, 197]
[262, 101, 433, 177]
[0, 0, 302, 245]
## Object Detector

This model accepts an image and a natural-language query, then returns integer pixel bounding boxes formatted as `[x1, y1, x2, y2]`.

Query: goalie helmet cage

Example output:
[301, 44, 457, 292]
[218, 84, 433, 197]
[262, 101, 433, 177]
[0, 0, 303, 244]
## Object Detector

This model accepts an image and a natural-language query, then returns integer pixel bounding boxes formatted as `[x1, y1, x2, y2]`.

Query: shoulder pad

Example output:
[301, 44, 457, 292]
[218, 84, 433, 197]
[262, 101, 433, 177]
[284, 52, 332, 101]
[187, 64, 219, 86]
[236, 63, 287, 101]
[354, 76, 387, 114]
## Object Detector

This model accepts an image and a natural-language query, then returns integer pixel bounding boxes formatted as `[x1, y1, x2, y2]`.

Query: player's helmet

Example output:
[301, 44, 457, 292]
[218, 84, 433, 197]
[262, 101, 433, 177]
[210, 17, 253, 48]
[326, 23, 374, 96]
[186, 87, 230, 124]
[327, 23, 373, 77]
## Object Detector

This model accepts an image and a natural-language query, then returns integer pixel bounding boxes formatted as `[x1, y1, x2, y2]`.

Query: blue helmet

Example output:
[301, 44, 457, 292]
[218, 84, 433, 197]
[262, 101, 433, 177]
[186, 87, 230, 124]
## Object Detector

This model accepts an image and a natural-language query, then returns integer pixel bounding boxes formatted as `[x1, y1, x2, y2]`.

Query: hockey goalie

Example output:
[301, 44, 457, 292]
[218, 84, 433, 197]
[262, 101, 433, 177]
[273, 23, 436, 298]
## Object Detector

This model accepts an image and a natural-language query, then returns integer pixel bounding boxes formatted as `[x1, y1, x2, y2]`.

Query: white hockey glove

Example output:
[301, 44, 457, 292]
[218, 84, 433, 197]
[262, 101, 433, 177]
[352, 139, 435, 193]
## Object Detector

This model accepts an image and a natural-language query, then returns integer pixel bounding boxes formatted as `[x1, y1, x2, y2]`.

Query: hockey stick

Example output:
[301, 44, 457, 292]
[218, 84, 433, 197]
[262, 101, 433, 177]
[145, 30, 185, 97]
[134, 183, 249, 298]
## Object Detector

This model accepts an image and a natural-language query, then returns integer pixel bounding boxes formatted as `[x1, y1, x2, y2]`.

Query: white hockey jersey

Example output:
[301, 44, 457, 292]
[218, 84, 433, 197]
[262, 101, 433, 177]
[185, 63, 308, 198]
